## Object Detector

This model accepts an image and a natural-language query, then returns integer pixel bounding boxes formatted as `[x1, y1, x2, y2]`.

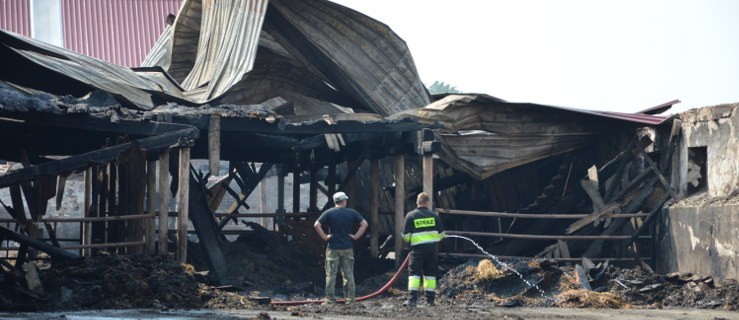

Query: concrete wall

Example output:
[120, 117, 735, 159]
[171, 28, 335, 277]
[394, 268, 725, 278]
[675, 104, 739, 198]
[659, 103, 739, 279]
[658, 203, 739, 280]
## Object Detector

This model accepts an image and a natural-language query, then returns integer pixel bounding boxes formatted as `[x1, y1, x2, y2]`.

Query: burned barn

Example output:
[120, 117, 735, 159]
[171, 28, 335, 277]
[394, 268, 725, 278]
[0, 0, 737, 314]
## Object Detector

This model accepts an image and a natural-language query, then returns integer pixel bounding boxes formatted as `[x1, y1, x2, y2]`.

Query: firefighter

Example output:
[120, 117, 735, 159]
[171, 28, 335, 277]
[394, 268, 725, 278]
[402, 192, 445, 307]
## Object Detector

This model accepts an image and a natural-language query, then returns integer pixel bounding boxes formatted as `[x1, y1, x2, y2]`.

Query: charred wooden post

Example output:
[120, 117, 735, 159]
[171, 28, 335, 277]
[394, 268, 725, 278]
[346, 167, 356, 209]
[187, 171, 227, 285]
[276, 165, 285, 231]
[176, 146, 191, 263]
[292, 159, 301, 213]
[158, 149, 170, 255]
[370, 158, 379, 257]
[260, 176, 269, 229]
[309, 165, 318, 213]
[209, 115, 221, 176]
[422, 155, 433, 208]
[127, 141, 148, 254]
[107, 162, 119, 252]
[94, 165, 107, 250]
[83, 167, 92, 256]
[394, 153, 405, 267]
[146, 160, 157, 255]
[0, 225, 78, 261]
[327, 162, 337, 197]
[418, 128, 438, 208]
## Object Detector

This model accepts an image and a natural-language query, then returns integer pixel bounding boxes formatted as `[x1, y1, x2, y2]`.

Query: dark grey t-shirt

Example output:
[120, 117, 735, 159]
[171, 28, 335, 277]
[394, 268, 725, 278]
[317, 207, 365, 249]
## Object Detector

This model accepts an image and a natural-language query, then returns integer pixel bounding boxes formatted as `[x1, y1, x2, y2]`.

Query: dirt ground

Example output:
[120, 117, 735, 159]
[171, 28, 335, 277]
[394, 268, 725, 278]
[2, 230, 739, 319]
[2, 307, 739, 320]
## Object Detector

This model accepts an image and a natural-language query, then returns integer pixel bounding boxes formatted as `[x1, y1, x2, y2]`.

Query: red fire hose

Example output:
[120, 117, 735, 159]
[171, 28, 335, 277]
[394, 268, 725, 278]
[270, 253, 411, 306]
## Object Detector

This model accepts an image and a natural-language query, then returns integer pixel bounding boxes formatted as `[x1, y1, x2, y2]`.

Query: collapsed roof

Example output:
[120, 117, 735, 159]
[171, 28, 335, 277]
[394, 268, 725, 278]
[0, 0, 675, 179]
[395, 94, 673, 180]
[0, 0, 430, 116]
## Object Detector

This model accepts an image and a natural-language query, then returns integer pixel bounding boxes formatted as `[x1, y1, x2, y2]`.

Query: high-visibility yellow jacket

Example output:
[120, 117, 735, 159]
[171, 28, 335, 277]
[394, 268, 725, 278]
[402, 206, 445, 247]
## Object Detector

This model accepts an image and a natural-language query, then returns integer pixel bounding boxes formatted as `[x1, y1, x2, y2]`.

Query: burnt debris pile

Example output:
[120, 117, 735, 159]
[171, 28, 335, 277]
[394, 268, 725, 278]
[0, 253, 256, 311]
[436, 258, 739, 310]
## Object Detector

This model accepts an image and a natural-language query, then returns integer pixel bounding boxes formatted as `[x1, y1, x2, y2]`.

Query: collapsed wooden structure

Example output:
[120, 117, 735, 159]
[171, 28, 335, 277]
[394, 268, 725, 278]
[0, 0, 681, 287]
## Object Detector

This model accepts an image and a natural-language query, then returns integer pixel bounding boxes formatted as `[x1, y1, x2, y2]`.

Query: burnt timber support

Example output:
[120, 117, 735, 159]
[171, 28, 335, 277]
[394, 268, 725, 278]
[217, 162, 273, 230]
[187, 170, 228, 285]
[370, 159, 379, 257]
[422, 155, 433, 208]
[83, 168, 92, 257]
[259, 176, 269, 229]
[292, 158, 301, 213]
[276, 165, 285, 229]
[0, 225, 78, 262]
[0, 127, 198, 189]
[208, 115, 221, 176]
[394, 153, 405, 267]
[176, 146, 191, 263]
[309, 165, 318, 213]
[418, 128, 439, 208]
[327, 162, 337, 198]
[146, 160, 157, 255]
[321, 153, 365, 211]
[158, 150, 171, 255]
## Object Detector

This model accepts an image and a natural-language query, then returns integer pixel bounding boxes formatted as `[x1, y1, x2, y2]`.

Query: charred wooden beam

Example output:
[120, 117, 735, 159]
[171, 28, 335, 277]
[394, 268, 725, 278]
[82, 168, 92, 256]
[0, 127, 198, 188]
[394, 153, 405, 267]
[565, 203, 621, 235]
[447, 230, 649, 241]
[308, 166, 318, 212]
[176, 147, 190, 263]
[208, 115, 221, 176]
[187, 169, 228, 285]
[581, 176, 660, 258]
[158, 150, 171, 255]
[370, 159, 379, 257]
[0, 225, 78, 261]
[218, 163, 273, 230]
[146, 160, 157, 255]
[439, 209, 648, 219]
[321, 153, 365, 211]
[292, 161, 301, 213]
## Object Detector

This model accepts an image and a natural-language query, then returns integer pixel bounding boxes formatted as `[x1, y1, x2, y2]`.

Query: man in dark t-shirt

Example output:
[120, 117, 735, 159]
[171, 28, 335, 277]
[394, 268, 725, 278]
[314, 191, 368, 304]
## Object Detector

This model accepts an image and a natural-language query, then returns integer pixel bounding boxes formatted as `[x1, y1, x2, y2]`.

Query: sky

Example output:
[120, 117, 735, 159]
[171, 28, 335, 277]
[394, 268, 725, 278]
[332, 0, 739, 113]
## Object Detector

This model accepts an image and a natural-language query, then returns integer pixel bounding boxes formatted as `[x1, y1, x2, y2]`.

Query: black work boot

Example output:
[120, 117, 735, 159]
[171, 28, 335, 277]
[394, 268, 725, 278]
[426, 292, 436, 306]
[403, 291, 418, 308]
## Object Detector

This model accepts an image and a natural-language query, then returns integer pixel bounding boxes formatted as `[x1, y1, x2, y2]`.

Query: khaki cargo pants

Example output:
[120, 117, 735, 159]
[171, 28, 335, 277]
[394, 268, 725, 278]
[325, 248, 356, 302]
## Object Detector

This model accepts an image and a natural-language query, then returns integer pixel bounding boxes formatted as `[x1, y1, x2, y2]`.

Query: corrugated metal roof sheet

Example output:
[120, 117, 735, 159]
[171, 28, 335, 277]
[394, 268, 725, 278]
[61, 0, 183, 67]
[414, 94, 671, 127]
[144, 0, 269, 102]
[0, 28, 188, 109]
[0, 0, 31, 36]
[265, 0, 430, 116]
[395, 94, 673, 179]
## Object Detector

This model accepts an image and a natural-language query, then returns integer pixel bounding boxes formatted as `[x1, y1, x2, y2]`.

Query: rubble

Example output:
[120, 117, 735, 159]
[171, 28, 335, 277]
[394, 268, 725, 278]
[435, 258, 739, 311]
[0, 253, 257, 311]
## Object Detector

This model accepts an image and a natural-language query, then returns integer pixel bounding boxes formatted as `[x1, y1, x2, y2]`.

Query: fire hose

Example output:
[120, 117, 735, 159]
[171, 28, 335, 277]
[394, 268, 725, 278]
[270, 253, 411, 306]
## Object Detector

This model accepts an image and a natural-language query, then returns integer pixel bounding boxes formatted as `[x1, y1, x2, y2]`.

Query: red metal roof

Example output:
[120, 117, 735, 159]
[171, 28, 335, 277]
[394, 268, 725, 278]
[61, 0, 183, 67]
[0, 0, 31, 36]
